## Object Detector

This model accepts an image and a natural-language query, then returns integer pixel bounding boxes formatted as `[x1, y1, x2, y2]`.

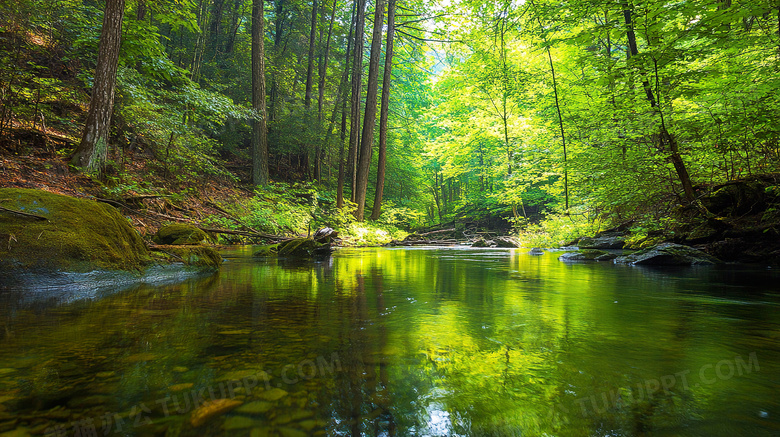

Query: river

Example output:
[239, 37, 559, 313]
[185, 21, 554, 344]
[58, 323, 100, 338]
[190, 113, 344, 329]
[0, 247, 778, 436]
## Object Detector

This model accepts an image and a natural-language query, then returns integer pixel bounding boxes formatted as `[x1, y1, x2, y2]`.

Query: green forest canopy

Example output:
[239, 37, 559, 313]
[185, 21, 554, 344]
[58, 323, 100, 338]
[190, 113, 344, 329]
[1, 0, 779, 233]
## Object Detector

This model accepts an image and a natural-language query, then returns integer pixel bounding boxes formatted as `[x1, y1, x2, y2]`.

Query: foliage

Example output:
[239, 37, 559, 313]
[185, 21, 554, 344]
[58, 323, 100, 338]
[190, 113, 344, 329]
[5, 0, 780, 236]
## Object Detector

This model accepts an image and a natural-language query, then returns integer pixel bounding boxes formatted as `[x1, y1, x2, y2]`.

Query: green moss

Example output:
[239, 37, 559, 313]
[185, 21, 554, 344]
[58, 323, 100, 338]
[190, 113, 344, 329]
[276, 238, 331, 257]
[154, 224, 209, 245]
[0, 188, 151, 272]
[150, 246, 222, 269]
[253, 244, 279, 257]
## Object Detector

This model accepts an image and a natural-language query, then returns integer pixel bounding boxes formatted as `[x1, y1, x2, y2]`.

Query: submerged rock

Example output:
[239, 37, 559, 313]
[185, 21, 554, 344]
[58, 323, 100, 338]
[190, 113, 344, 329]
[189, 398, 242, 427]
[0, 188, 150, 272]
[614, 243, 721, 266]
[528, 248, 544, 255]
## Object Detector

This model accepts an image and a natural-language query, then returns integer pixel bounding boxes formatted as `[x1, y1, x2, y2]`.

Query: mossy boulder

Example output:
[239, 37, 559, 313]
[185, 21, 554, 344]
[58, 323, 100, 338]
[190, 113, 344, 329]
[150, 245, 222, 269]
[154, 223, 209, 245]
[0, 188, 151, 272]
[276, 238, 332, 257]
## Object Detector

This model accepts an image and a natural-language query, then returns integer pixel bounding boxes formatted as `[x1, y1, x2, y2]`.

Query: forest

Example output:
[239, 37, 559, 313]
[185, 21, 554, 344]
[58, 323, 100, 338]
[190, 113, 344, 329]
[2, 0, 780, 247]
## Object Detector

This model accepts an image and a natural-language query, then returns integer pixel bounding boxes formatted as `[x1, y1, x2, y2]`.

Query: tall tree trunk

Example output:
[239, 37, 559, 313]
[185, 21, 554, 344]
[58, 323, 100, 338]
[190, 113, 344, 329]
[314, 0, 337, 182]
[337, 0, 357, 208]
[354, 0, 385, 221]
[269, 0, 287, 123]
[71, 0, 125, 175]
[252, 0, 269, 185]
[347, 0, 366, 203]
[318, 0, 337, 118]
[370, 0, 395, 221]
[304, 0, 318, 108]
[209, 0, 226, 62]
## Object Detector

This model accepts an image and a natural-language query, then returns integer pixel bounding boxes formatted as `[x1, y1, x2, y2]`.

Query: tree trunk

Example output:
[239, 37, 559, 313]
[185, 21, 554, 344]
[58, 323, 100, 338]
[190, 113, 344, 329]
[71, 0, 125, 175]
[370, 0, 395, 221]
[304, 0, 318, 108]
[347, 0, 366, 203]
[530, 0, 568, 209]
[314, 0, 337, 182]
[318, 0, 337, 119]
[337, 1, 357, 209]
[354, 0, 384, 221]
[623, 3, 694, 202]
[252, 0, 269, 185]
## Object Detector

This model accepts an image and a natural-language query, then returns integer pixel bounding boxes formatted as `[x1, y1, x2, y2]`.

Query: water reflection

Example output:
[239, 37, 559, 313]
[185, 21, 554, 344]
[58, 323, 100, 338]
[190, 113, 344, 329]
[0, 247, 779, 436]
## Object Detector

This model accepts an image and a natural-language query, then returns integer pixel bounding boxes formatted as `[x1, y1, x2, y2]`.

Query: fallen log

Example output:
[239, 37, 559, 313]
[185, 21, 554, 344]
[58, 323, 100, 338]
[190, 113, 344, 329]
[196, 226, 291, 241]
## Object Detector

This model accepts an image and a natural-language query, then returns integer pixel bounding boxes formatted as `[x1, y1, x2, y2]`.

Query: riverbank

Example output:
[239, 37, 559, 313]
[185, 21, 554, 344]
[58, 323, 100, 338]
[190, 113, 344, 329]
[1, 147, 409, 250]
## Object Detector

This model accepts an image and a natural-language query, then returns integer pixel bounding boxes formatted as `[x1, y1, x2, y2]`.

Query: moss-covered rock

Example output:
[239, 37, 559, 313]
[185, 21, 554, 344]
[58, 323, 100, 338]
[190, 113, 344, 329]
[0, 188, 151, 272]
[154, 223, 209, 245]
[149, 245, 222, 269]
[277, 238, 332, 257]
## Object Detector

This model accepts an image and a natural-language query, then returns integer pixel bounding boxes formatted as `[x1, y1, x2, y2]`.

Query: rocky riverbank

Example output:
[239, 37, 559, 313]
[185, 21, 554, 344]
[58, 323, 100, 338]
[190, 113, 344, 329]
[0, 189, 222, 298]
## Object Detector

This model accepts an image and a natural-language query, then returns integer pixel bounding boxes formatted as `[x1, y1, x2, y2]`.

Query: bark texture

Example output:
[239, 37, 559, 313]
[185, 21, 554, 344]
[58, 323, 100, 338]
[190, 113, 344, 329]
[252, 0, 269, 185]
[354, 0, 385, 221]
[370, 0, 396, 221]
[71, 0, 125, 174]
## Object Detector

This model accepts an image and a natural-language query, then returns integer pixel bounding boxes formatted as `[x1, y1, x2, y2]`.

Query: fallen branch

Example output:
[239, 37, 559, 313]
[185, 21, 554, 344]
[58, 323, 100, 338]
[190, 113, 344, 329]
[0, 205, 48, 221]
[419, 228, 456, 237]
[197, 226, 291, 241]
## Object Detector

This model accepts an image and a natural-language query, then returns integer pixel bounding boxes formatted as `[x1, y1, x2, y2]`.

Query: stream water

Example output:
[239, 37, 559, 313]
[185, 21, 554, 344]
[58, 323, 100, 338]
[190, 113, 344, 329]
[0, 247, 779, 436]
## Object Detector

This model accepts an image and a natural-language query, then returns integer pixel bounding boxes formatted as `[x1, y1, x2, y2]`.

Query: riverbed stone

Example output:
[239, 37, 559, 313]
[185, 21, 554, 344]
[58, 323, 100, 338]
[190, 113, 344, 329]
[258, 388, 288, 401]
[277, 426, 308, 437]
[189, 398, 243, 427]
[236, 400, 274, 414]
[528, 248, 544, 255]
[614, 243, 721, 266]
[222, 415, 259, 430]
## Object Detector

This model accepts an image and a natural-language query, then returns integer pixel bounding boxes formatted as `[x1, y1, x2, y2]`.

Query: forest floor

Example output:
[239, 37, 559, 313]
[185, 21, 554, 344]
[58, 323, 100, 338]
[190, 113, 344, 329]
[0, 127, 297, 244]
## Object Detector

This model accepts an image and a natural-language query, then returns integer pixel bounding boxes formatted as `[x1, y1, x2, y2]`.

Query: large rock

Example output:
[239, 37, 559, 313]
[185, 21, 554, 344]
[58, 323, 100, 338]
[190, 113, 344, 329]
[559, 249, 617, 262]
[614, 243, 721, 266]
[578, 232, 625, 249]
[153, 223, 209, 245]
[277, 238, 332, 257]
[0, 188, 150, 272]
[150, 245, 223, 269]
[313, 227, 339, 244]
